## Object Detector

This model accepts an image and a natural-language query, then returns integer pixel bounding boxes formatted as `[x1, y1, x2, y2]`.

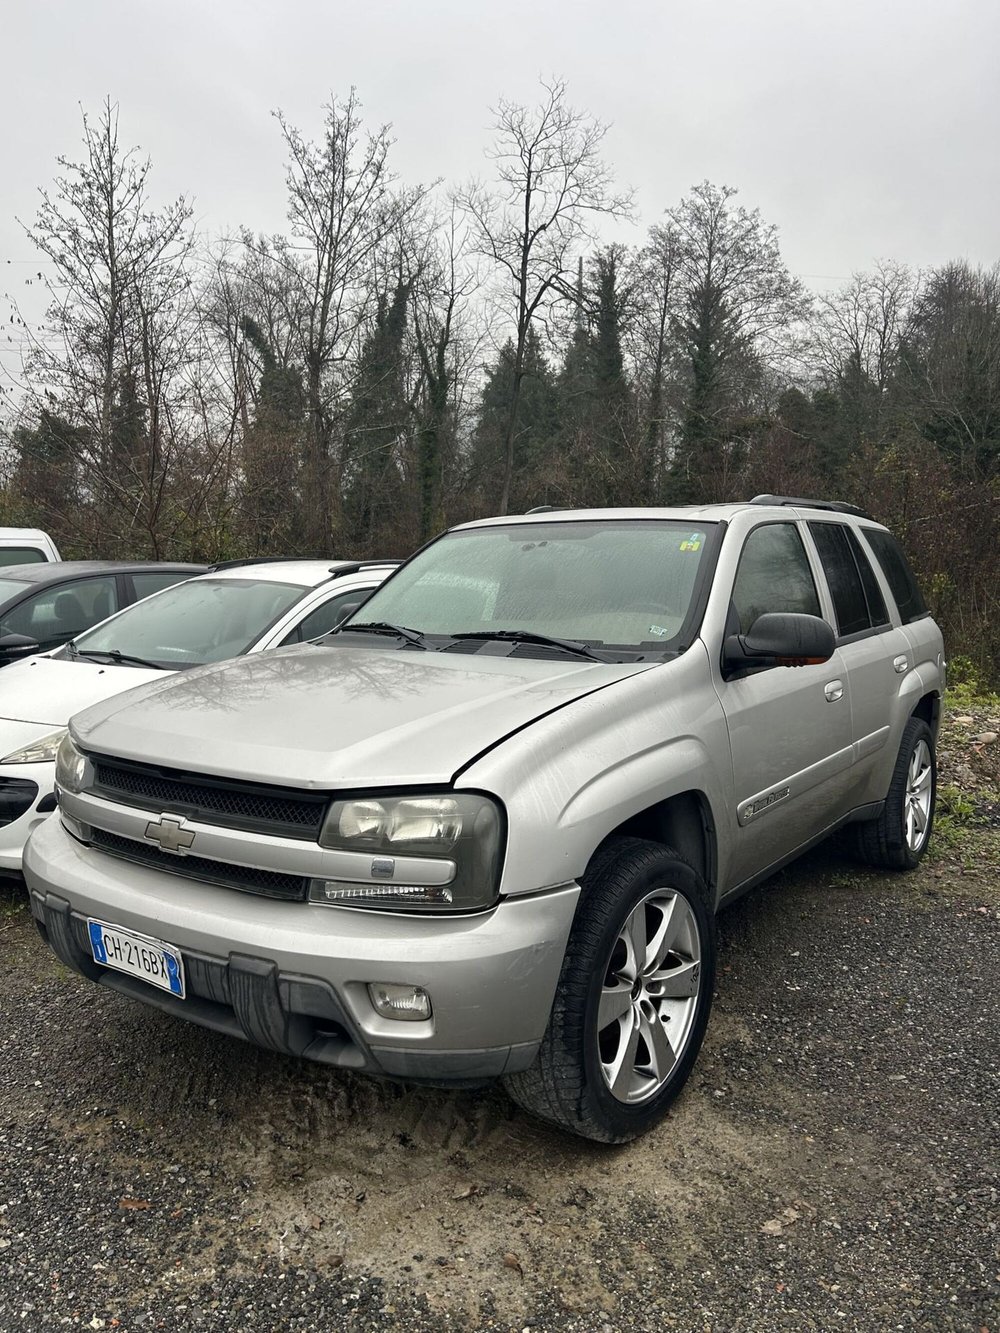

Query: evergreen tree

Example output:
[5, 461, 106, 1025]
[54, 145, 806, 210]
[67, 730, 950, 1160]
[471, 331, 559, 512]
[342, 279, 413, 553]
[11, 410, 84, 547]
[240, 318, 304, 552]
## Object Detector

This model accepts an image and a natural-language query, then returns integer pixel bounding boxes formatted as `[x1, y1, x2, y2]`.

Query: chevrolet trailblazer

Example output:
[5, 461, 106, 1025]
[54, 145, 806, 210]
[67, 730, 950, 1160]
[24, 498, 943, 1142]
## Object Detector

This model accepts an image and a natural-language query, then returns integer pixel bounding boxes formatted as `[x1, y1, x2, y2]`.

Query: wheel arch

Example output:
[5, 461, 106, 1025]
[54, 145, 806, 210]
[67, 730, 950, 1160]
[910, 689, 941, 738]
[591, 789, 717, 902]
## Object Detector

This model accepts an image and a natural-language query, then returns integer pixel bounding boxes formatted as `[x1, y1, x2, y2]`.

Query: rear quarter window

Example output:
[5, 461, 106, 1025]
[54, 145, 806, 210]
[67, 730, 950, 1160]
[860, 528, 929, 624]
[808, 522, 889, 637]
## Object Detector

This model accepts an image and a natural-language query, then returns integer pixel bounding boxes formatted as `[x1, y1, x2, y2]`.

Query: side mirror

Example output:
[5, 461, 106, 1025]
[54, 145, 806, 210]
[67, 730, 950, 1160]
[723, 613, 834, 676]
[0, 633, 41, 662]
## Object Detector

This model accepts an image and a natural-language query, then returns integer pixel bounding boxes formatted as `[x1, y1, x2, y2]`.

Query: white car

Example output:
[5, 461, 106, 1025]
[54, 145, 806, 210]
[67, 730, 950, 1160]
[0, 559, 395, 870]
[0, 527, 61, 565]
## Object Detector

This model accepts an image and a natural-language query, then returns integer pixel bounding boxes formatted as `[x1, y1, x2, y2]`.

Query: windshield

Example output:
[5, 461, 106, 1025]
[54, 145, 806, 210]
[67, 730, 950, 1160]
[70, 577, 307, 668]
[347, 520, 715, 653]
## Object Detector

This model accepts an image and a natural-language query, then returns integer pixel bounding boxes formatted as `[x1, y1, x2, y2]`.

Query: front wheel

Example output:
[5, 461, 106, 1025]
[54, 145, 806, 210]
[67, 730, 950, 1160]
[852, 716, 937, 870]
[504, 837, 716, 1143]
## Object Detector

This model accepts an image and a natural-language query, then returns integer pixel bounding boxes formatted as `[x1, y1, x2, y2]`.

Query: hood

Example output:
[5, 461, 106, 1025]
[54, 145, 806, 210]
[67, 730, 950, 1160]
[71, 642, 652, 788]
[0, 655, 166, 728]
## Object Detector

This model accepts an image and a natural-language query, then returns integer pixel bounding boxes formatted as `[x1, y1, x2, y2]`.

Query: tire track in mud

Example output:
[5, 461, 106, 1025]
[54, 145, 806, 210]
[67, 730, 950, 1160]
[200, 1005, 815, 1320]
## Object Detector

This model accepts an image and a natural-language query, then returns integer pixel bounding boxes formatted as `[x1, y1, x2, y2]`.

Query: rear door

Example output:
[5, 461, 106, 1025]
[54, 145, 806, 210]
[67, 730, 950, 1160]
[714, 520, 855, 887]
[858, 526, 943, 719]
[805, 521, 912, 802]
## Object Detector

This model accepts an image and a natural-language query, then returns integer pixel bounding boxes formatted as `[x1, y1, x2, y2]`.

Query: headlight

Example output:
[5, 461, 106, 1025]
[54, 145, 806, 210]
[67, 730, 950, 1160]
[54, 732, 89, 795]
[311, 792, 504, 912]
[2, 728, 69, 765]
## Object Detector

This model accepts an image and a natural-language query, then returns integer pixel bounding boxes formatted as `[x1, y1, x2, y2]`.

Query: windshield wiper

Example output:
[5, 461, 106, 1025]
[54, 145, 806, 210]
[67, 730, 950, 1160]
[337, 621, 429, 649]
[449, 630, 604, 661]
[70, 644, 164, 670]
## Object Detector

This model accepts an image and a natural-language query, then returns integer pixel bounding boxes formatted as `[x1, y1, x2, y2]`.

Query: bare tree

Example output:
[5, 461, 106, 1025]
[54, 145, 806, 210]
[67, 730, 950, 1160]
[902, 261, 1000, 479]
[16, 100, 227, 555]
[203, 239, 306, 551]
[628, 223, 684, 496]
[667, 182, 804, 497]
[410, 202, 482, 538]
[462, 78, 633, 512]
[810, 260, 919, 451]
[263, 92, 429, 552]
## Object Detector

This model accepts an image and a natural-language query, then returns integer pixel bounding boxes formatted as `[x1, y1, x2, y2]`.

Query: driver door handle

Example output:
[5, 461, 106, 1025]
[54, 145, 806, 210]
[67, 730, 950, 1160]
[824, 679, 844, 702]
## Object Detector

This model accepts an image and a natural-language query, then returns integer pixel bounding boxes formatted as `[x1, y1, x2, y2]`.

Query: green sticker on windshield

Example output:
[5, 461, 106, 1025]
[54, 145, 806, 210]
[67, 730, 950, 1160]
[679, 533, 702, 552]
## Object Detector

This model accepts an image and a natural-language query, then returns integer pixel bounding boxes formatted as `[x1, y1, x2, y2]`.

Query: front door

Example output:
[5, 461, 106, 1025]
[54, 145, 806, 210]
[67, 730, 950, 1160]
[715, 521, 855, 888]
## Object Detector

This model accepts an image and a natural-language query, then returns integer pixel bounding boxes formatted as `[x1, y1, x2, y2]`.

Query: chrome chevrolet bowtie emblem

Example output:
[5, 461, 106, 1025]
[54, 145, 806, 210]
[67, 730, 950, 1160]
[144, 815, 195, 855]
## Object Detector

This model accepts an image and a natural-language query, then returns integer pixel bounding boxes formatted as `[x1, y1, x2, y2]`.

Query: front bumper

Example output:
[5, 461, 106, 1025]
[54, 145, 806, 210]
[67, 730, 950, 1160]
[0, 760, 57, 871]
[24, 815, 579, 1084]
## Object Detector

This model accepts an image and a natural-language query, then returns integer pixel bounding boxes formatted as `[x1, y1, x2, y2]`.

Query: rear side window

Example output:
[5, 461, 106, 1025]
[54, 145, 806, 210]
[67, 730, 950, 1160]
[131, 571, 196, 600]
[280, 587, 375, 645]
[732, 523, 821, 634]
[809, 522, 889, 637]
[861, 528, 929, 624]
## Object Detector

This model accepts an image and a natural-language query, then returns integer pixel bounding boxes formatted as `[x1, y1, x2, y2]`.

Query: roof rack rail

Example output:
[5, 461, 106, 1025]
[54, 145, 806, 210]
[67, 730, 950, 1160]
[208, 556, 402, 575]
[747, 494, 875, 520]
[525, 505, 562, 514]
[326, 559, 401, 578]
[207, 556, 329, 572]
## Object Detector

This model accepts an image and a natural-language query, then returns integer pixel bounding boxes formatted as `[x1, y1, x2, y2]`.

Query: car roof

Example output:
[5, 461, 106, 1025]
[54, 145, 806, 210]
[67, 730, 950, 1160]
[454, 499, 887, 530]
[0, 560, 207, 584]
[0, 528, 55, 541]
[195, 559, 399, 589]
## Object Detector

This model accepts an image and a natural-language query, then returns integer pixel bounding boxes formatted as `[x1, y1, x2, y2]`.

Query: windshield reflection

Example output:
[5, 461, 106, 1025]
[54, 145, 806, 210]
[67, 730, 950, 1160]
[345, 520, 714, 656]
[70, 578, 307, 669]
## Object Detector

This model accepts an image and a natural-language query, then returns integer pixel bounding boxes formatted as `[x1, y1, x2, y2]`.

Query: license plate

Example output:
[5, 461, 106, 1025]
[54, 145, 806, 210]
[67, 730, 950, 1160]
[87, 919, 185, 998]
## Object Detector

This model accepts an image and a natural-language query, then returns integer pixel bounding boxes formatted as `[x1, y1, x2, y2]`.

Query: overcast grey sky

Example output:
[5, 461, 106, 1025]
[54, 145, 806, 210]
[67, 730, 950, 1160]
[3, 0, 998, 326]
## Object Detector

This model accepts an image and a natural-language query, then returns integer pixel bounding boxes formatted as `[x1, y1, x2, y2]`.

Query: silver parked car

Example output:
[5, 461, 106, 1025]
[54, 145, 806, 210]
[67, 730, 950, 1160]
[24, 498, 944, 1142]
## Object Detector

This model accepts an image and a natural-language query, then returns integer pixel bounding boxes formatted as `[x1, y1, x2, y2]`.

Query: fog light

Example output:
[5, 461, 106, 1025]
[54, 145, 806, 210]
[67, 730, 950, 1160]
[368, 983, 432, 1022]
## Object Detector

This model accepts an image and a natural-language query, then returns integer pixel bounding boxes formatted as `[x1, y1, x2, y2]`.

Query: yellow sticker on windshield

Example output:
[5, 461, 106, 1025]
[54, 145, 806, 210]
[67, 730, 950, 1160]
[679, 533, 702, 552]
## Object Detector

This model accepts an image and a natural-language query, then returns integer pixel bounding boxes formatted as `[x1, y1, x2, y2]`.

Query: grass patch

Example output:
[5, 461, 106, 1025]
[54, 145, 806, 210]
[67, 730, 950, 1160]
[944, 657, 1000, 712]
[934, 783, 977, 848]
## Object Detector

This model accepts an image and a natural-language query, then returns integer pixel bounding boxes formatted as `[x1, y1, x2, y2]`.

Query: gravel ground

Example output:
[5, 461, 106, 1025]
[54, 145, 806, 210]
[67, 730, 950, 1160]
[1, 708, 998, 1332]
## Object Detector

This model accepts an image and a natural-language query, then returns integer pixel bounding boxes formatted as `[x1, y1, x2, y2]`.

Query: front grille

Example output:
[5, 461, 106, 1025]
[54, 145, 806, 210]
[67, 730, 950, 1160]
[91, 757, 327, 840]
[90, 828, 310, 901]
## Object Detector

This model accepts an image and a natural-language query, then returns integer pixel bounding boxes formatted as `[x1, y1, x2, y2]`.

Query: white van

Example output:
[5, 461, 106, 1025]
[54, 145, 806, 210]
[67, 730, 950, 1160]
[0, 528, 61, 565]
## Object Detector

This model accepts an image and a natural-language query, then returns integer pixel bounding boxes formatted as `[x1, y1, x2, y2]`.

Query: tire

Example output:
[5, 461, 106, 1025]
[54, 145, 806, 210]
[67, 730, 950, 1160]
[852, 716, 936, 870]
[504, 836, 716, 1143]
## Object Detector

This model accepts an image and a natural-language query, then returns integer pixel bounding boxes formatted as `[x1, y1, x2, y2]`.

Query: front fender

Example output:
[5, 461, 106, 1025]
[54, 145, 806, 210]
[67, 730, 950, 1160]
[458, 646, 732, 899]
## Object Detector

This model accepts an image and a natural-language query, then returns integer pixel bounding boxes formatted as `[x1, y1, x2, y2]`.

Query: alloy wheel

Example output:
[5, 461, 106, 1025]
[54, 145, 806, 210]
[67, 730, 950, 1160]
[597, 888, 703, 1105]
[905, 737, 933, 853]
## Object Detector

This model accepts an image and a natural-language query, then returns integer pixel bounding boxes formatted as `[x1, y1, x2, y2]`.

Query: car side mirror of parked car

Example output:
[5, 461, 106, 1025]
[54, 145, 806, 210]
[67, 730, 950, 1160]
[0, 632, 41, 662]
[722, 612, 835, 677]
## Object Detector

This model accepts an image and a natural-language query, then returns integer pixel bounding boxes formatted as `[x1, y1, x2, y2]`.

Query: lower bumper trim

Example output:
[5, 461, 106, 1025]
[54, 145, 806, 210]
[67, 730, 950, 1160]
[32, 889, 534, 1086]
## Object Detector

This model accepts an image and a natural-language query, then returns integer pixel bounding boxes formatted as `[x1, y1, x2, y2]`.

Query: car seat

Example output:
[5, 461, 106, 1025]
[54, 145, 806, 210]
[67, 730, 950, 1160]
[52, 590, 88, 641]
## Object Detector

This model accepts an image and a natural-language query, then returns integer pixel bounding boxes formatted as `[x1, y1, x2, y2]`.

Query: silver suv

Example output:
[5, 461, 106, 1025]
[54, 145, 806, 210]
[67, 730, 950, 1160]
[25, 498, 944, 1142]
